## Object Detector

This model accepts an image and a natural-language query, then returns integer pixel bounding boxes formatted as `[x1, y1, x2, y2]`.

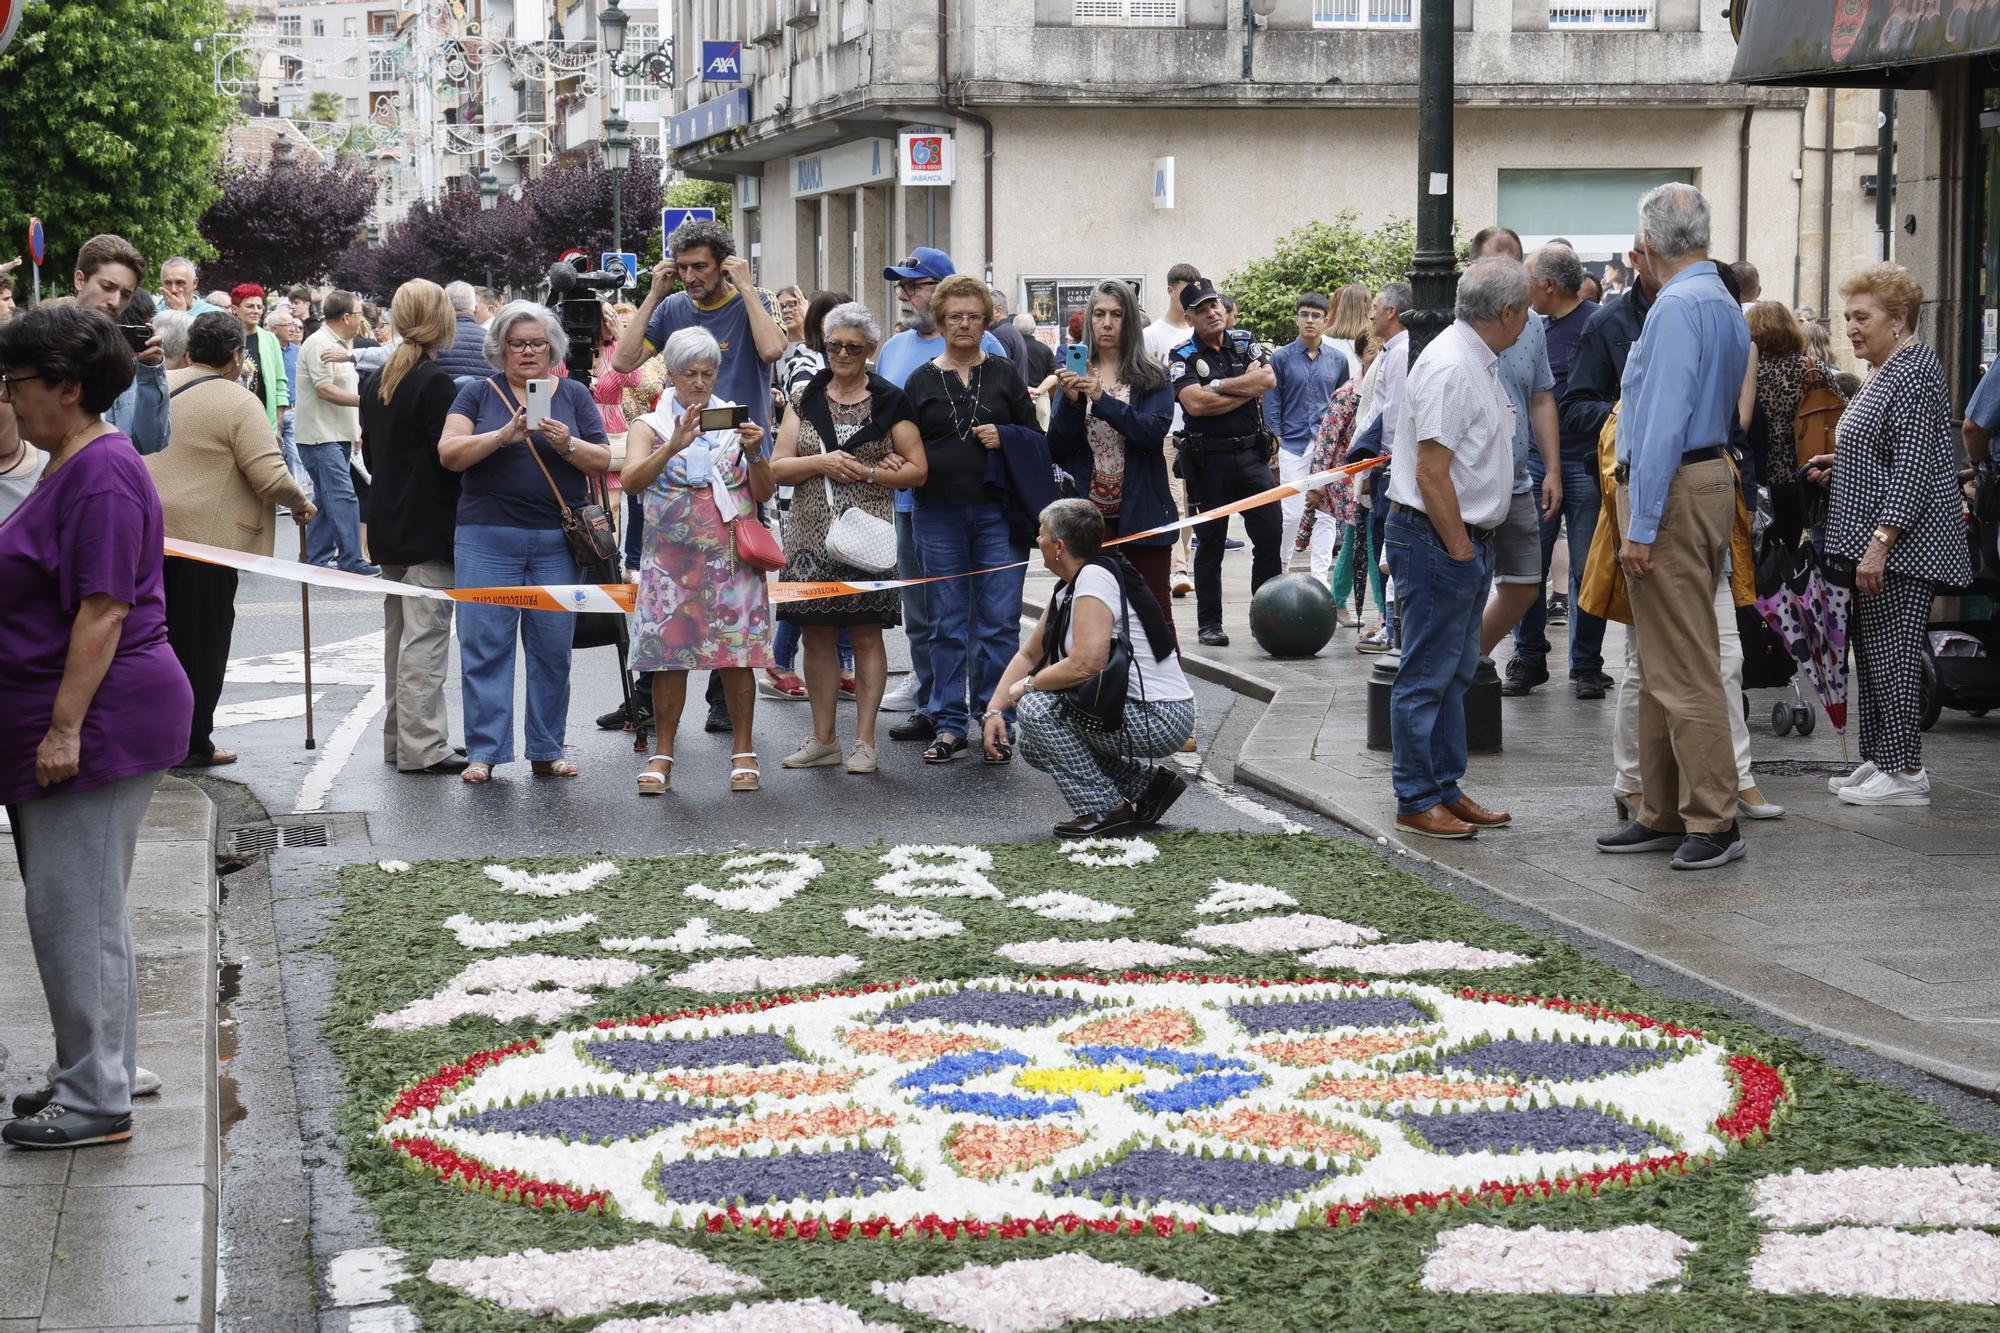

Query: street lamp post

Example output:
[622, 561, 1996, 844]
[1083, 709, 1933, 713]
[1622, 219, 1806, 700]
[479, 167, 499, 292]
[603, 115, 632, 269]
[1407, 0, 1457, 360]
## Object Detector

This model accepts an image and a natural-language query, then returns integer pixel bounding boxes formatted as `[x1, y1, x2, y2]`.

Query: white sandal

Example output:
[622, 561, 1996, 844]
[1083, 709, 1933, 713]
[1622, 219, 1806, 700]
[637, 755, 673, 795]
[729, 752, 760, 793]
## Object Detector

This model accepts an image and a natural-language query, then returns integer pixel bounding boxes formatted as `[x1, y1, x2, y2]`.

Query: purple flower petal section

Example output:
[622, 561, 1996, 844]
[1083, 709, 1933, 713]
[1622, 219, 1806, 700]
[1053, 1148, 1338, 1213]
[880, 990, 1093, 1029]
[586, 1033, 796, 1073]
[1227, 997, 1429, 1036]
[652, 1148, 905, 1204]
[1440, 1040, 1678, 1083]
[1402, 1107, 1666, 1157]
[455, 1093, 738, 1140]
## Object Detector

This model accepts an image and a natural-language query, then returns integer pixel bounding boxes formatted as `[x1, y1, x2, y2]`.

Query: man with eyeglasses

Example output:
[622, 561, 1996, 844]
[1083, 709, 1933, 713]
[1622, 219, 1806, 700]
[870, 247, 1007, 738]
[612, 218, 788, 734]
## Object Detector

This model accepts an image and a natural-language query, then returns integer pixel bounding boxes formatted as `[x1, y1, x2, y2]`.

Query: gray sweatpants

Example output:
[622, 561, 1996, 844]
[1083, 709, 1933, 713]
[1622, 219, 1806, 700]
[8, 771, 160, 1117]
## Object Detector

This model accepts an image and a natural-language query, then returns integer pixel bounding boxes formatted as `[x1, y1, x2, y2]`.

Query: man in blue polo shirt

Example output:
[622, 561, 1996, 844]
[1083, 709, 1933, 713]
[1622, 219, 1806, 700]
[872, 246, 1005, 742]
[612, 218, 788, 733]
[1263, 291, 1350, 572]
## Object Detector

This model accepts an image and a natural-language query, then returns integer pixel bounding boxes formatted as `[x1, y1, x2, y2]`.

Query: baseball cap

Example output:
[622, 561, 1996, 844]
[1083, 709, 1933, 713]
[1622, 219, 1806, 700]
[884, 246, 955, 283]
[1178, 277, 1222, 311]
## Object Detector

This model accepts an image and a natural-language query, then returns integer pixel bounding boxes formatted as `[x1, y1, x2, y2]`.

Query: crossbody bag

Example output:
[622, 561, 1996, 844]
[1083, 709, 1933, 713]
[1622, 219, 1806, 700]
[491, 378, 618, 566]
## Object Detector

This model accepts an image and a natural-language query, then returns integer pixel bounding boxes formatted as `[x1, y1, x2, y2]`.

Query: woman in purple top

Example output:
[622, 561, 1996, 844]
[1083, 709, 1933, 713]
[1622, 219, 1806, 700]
[0, 306, 194, 1150]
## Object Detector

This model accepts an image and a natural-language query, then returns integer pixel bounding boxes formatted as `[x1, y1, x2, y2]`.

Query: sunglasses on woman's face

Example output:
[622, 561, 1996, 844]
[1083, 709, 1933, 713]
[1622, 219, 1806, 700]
[826, 341, 868, 356]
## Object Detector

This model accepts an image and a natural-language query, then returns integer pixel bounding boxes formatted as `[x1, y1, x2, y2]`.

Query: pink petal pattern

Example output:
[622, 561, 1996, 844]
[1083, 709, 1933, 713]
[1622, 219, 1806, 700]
[1184, 914, 1381, 954]
[1421, 1224, 1696, 1295]
[426, 1240, 760, 1317]
[598, 1299, 901, 1332]
[873, 1254, 1215, 1331]
[1753, 1164, 2000, 1228]
[1298, 941, 1532, 975]
[1749, 1228, 2000, 1303]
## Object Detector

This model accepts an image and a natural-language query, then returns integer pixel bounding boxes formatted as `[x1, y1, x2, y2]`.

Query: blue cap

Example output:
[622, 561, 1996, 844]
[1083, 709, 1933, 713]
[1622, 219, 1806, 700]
[883, 246, 955, 283]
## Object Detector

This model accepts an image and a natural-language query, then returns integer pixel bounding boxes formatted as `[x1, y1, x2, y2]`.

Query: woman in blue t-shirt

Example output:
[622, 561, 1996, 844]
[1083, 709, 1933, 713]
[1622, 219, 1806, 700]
[440, 301, 611, 784]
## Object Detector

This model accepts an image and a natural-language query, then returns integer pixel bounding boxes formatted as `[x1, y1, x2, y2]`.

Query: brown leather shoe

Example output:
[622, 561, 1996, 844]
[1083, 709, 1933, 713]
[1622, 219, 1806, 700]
[1445, 795, 1511, 828]
[1395, 806, 1479, 839]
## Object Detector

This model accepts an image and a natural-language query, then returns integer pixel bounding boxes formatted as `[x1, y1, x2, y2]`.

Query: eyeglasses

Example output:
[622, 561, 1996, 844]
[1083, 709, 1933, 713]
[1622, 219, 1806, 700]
[825, 341, 868, 356]
[0, 371, 41, 395]
[942, 313, 985, 327]
[506, 339, 550, 353]
[897, 279, 937, 294]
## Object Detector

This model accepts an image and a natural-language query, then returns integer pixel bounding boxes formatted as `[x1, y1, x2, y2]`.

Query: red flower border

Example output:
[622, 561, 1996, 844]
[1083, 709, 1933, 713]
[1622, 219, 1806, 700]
[379, 979, 1790, 1237]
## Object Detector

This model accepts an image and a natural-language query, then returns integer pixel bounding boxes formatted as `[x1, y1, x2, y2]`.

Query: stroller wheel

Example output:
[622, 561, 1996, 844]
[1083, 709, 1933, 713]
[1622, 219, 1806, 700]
[1794, 703, 1816, 736]
[1771, 701, 1794, 737]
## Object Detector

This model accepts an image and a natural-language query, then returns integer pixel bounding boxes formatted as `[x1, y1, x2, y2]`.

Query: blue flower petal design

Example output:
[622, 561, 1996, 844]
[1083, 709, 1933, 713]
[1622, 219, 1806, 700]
[880, 990, 1095, 1029]
[455, 1093, 738, 1140]
[1132, 1072, 1267, 1113]
[1401, 1106, 1666, 1157]
[914, 1090, 1080, 1119]
[1440, 1039, 1680, 1083]
[1227, 997, 1430, 1036]
[586, 1033, 797, 1073]
[1071, 1045, 1253, 1075]
[1053, 1148, 1339, 1213]
[895, 1049, 1030, 1091]
[652, 1148, 905, 1203]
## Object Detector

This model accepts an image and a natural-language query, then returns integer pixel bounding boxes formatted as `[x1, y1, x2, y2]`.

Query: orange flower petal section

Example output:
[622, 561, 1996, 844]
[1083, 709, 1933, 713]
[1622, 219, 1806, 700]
[1063, 1008, 1198, 1048]
[1183, 1109, 1376, 1159]
[654, 1068, 862, 1099]
[840, 1029, 999, 1061]
[947, 1123, 1089, 1181]
[687, 1104, 897, 1150]
[1250, 1029, 1442, 1067]
[1301, 1073, 1520, 1103]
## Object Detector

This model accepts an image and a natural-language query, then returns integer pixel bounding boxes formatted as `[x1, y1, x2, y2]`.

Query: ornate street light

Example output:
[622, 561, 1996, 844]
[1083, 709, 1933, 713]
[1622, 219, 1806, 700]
[599, 0, 672, 83]
[603, 114, 632, 267]
[479, 166, 500, 289]
[598, 0, 629, 59]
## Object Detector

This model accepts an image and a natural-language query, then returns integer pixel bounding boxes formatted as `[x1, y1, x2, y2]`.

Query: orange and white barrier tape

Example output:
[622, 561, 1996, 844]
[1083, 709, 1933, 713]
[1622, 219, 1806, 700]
[165, 456, 1386, 611]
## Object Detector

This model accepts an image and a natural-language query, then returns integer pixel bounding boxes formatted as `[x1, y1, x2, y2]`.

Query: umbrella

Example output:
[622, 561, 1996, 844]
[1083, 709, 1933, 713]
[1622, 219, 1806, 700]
[1754, 538, 1852, 742]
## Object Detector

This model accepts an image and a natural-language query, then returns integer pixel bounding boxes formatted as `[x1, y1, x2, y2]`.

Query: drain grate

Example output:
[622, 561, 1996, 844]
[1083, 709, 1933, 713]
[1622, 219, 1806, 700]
[227, 822, 331, 855]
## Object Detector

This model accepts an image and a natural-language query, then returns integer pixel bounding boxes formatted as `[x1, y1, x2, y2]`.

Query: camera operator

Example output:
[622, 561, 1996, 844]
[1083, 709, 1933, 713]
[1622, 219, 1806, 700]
[1168, 278, 1278, 647]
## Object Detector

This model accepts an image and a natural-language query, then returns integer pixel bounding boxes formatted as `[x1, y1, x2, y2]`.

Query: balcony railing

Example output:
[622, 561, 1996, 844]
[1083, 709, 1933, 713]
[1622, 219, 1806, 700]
[1312, 0, 1415, 29]
[1074, 0, 1184, 27]
[1548, 2, 1654, 29]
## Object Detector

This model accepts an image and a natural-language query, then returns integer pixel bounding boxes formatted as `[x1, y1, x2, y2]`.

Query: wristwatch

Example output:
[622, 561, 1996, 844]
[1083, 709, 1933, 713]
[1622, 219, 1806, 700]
[1871, 526, 1898, 548]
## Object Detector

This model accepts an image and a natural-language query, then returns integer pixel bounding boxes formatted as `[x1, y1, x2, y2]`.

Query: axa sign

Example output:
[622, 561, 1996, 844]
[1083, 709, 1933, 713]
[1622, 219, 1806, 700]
[701, 40, 743, 82]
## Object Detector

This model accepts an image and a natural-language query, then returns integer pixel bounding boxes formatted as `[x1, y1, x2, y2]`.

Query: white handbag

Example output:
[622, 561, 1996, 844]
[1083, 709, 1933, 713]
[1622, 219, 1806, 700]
[823, 474, 898, 573]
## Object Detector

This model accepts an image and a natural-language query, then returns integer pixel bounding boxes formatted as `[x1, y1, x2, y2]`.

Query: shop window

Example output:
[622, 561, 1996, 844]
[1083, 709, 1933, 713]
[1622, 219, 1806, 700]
[1313, 0, 1416, 29]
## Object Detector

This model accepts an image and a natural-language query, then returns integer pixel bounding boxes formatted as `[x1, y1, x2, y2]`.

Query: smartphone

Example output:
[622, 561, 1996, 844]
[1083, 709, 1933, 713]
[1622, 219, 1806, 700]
[523, 378, 555, 431]
[1064, 343, 1090, 377]
[117, 323, 153, 353]
[699, 404, 750, 431]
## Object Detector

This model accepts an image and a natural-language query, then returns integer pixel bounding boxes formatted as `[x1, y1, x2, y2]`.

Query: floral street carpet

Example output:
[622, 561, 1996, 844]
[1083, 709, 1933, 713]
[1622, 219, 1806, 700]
[327, 833, 2000, 1330]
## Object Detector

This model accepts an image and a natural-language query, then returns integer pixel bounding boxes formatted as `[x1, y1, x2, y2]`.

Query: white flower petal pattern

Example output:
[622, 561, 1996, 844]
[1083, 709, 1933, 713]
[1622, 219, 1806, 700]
[597, 1298, 902, 1332]
[1058, 837, 1159, 868]
[1008, 892, 1134, 924]
[666, 953, 864, 993]
[370, 954, 649, 1031]
[994, 938, 1214, 969]
[683, 852, 825, 914]
[1749, 1228, 2000, 1303]
[442, 913, 597, 950]
[1297, 941, 1533, 976]
[1753, 1164, 2000, 1229]
[426, 1240, 760, 1317]
[601, 919, 756, 955]
[1421, 1224, 1696, 1295]
[845, 905, 966, 940]
[1185, 913, 1383, 954]
[1193, 879, 1298, 915]
[484, 861, 622, 899]
[873, 1254, 1215, 1331]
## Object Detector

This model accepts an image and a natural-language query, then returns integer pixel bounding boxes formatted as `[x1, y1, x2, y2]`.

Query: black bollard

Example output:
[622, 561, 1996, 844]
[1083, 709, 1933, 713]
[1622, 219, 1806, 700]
[1367, 656, 1505, 754]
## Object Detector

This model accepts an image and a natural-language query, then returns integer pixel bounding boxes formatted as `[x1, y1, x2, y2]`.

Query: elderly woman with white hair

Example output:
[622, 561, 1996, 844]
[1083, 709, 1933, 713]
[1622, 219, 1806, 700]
[770, 301, 927, 774]
[622, 326, 775, 794]
[439, 299, 612, 784]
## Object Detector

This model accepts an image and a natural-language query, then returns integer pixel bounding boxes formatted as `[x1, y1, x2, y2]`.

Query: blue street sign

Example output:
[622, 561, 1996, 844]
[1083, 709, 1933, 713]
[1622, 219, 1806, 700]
[602, 252, 639, 284]
[661, 207, 717, 241]
[666, 89, 750, 149]
[701, 40, 743, 82]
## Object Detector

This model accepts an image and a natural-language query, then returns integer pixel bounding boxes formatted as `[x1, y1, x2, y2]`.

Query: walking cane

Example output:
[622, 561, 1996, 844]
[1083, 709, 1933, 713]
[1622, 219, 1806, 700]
[298, 521, 317, 750]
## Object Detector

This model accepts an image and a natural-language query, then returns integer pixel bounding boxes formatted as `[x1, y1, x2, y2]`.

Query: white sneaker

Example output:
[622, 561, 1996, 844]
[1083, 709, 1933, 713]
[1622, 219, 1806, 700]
[1836, 767, 1931, 806]
[880, 679, 922, 713]
[133, 1067, 161, 1097]
[1171, 569, 1193, 598]
[1827, 761, 1880, 794]
[782, 738, 844, 769]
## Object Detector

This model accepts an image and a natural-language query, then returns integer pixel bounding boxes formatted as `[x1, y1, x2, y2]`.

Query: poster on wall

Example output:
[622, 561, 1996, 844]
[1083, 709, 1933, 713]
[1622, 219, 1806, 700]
[899, 132, 954, 186]
[1019, 275, 1149, 340]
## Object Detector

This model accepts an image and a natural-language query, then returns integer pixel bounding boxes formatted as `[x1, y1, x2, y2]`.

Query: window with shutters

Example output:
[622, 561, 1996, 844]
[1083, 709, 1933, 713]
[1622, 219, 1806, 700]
[621, 23, 662, 103]
[1312, 0, 1415, 28]
[1073, 0, 1182, 27]
[1547, 1, 1654, 28]
[278, 15, 301, 39]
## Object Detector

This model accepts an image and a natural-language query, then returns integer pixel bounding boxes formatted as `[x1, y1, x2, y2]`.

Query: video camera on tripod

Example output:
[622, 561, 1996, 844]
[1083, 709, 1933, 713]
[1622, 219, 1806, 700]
[545, 259, 626, 383]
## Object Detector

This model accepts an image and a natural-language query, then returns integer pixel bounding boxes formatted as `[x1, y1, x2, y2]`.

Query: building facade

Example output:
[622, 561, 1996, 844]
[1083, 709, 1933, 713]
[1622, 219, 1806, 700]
[665, 0, 1806, 332]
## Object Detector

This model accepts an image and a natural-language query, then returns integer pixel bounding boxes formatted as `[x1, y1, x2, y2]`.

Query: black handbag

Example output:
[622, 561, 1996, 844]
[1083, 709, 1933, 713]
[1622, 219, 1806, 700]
[1044, 561, 1134, 732]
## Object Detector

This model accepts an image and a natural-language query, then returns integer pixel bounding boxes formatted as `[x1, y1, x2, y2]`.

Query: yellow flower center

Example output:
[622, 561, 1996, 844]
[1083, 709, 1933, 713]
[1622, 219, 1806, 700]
[1013, 1067, 1145, 1097]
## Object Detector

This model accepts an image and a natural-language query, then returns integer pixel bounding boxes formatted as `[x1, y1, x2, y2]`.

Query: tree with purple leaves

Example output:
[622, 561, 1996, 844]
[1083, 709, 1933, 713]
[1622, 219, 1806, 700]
[197, 154, 378, 292]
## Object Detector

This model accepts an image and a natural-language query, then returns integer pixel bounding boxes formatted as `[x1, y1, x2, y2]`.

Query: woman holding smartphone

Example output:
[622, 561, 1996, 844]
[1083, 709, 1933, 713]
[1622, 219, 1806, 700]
[439, 301, 611, 785]
[622, 327, 775, 794]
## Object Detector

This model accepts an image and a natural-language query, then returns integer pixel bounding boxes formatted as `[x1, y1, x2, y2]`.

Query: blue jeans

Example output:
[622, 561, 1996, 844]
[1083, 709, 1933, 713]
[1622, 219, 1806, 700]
[773, 621, 853, 673]
[896, 509, 933, 708]
[454, 524, 579, 765]
[1514, 455, 1607, 676]
[278, 412, 304, 484]
[299, 441, 368, 570]
[1384, 509, 1492, 816]
[913, 500, 1027, 739]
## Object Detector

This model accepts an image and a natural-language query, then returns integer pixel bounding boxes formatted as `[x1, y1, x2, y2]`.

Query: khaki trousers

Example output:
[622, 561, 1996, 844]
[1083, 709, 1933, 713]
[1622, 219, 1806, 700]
[380, 560, 457, 770]
[1616, 458, 1737, 835]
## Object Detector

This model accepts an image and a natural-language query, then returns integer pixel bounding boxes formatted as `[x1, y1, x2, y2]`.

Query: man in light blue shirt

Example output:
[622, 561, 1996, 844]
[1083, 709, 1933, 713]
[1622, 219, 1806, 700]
[872, 246, 1004, 738]
[1597, 183, 1751, 872]
[1263, 292, 1350, 571]
[1961, 360, 2000, 462]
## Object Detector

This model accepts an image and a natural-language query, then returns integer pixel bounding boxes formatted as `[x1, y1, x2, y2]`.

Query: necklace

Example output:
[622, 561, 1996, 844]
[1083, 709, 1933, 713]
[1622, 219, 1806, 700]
[35, 420, 100, 487]
[0, 436, 29, 475]
[939, 361, 984, 442]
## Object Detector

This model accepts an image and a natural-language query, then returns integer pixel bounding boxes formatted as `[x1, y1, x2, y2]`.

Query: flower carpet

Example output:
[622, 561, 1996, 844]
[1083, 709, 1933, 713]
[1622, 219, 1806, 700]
[325, 833, 2000, 1330]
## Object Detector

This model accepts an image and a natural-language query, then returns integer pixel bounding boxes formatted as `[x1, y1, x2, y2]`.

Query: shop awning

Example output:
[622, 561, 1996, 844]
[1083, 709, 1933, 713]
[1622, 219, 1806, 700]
[1732, 0, 2000, 87]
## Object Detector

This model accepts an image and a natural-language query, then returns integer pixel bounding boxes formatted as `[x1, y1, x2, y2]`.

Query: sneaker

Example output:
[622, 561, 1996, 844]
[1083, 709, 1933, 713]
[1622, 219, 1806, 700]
[1548, 593, 1569, 624]
[1595, 822, 1682, 854]
[133, 1067, 161, 1097]
[1356, 627, 1392, 655]
[880, 679, 922, 713]
[11, 1086, 53, 1118]
[782, 737, 844, 769]
[1827, 761, 1881, 794]
[1836, 768, 1932, 806]
[845, 741, 878, 774]
[1500, 659, 1550, 697]
[1171, 569, 1193, 598]
[2, 1103, 133, 1149]
[596, 700, 652, 731]
[1671, 826, 1747, 870]
[888, 712, 936, 742]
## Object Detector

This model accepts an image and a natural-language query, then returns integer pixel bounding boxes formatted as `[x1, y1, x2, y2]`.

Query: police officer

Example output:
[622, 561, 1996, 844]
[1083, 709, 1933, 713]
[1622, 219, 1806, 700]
[1170, 278, 1279, 647]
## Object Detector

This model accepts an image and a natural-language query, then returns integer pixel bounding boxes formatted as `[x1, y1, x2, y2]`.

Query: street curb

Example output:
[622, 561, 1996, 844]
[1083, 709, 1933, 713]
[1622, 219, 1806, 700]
[176, 773, 224, 1333]
[1020, 586, 2000, 1096]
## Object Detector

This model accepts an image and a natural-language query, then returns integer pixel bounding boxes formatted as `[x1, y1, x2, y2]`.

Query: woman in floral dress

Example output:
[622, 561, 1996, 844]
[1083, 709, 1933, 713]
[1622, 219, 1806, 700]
[770, 302, 926, 774]
[622, 327, 774, 794]
[1306, 336, 1378, 627]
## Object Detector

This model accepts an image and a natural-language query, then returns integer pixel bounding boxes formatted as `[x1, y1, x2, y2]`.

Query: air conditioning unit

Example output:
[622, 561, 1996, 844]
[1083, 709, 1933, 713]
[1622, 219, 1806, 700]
[787, 0, 820, 28]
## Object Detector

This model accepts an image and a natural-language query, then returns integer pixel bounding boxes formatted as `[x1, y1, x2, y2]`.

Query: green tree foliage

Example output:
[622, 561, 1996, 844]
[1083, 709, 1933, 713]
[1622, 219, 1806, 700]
[305, 91, 342, 124]
[0, 0, 237, 285]
[1223, 212, 1422, 343]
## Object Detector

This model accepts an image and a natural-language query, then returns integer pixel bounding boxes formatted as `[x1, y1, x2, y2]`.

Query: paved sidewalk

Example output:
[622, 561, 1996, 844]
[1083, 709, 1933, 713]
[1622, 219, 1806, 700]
[0, 778, 220, 1332]
[1026, 538, 2000, 1093]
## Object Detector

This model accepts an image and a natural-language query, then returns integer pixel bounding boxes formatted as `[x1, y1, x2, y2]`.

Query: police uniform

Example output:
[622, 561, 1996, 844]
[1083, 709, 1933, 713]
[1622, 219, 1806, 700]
[1171, 324, 1281, 639]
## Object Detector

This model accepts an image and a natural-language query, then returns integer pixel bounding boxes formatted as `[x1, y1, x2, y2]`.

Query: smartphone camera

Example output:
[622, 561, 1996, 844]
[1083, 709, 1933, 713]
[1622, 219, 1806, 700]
[699, 405, 750, 431]
[118, 323, 153, 354]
